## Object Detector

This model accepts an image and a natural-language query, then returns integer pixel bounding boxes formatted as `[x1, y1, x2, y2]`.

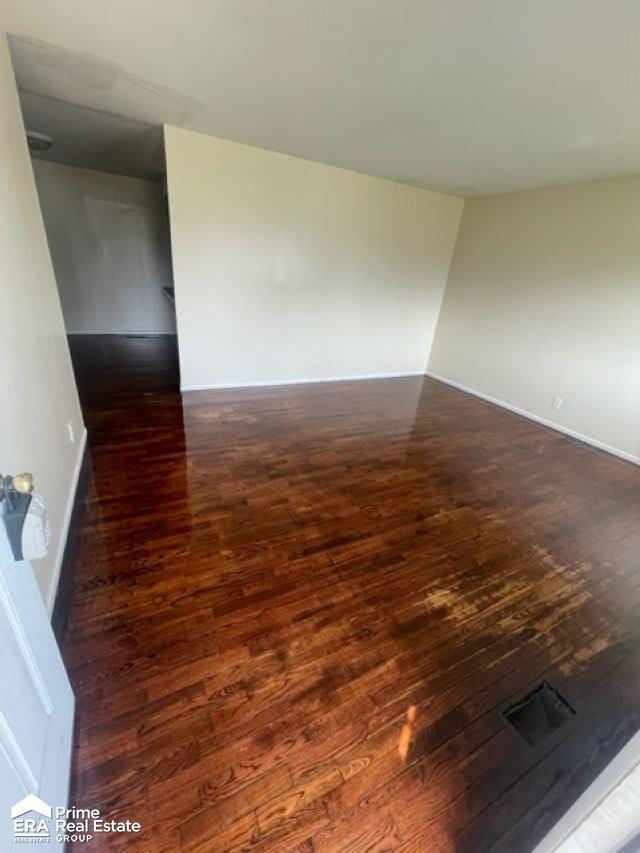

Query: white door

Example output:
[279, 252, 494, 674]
[0, 503, 74, 851]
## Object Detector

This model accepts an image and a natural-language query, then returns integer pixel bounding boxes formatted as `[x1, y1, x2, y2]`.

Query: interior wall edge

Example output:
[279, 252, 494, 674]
[425, 370, 640, 468]
[426, 197, 467, 365]
[45, 426, 88, 617]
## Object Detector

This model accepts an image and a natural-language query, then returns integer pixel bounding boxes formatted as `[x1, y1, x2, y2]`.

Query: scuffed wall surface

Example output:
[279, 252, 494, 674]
[33, 160, 176, 334]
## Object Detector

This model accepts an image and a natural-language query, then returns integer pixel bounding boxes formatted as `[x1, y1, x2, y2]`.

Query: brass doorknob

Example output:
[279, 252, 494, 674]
[11, 473, 34, 495]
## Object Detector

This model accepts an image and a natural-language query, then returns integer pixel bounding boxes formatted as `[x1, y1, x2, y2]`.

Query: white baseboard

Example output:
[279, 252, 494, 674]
[425, 371, 640, 467]
[46, 426, 88, 617]
[181, 371, 425, 392]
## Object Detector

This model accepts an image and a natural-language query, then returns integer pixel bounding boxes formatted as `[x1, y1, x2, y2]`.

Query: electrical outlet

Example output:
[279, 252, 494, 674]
[66, 420, 76, 444]
[551, 396, 563, 411]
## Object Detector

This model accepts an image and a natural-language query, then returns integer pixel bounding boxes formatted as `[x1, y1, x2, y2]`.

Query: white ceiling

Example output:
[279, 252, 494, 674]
[3, 0, 640, 196]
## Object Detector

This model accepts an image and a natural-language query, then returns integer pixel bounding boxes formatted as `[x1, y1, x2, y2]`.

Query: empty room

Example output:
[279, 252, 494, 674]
[1, 2, 639, 851]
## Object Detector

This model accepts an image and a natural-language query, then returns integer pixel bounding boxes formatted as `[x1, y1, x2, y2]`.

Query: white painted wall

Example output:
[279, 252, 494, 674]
[0, 34, 85, 612]
[164, 126, 464, 390]
[33, 160, 176, 334]
[429, 177, 640, 461]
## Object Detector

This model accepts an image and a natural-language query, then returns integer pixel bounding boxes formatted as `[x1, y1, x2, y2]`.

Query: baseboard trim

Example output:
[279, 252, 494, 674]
[48, 427, 88, 619]
[425, 371, 640, 467]
[181, 371, 425, 392]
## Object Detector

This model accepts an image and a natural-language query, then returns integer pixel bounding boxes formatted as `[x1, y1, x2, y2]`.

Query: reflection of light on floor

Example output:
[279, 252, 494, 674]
[398, 704, 417, 761]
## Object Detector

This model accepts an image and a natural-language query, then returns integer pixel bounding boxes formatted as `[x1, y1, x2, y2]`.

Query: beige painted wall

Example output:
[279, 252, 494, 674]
[0, 35, 85, 611]
[33, 161, 176, 334]
[429, 176, 640, 461]
[164, 126, 463, 389]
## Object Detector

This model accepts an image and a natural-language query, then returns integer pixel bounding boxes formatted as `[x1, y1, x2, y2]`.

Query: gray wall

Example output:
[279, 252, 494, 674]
[33, 160, 176, 334]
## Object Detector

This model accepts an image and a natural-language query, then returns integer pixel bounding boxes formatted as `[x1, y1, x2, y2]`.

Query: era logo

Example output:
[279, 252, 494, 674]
[11, 794, 52, 840]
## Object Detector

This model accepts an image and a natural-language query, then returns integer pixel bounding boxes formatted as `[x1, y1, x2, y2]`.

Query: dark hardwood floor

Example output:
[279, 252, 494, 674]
[61, 334, 640, 852]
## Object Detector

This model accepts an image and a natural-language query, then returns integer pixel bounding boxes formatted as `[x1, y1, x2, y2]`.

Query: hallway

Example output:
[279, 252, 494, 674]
[60, 335, 640, 852]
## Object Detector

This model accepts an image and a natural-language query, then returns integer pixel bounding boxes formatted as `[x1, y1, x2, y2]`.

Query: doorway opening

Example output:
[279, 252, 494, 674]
[18, 81, 180, 415]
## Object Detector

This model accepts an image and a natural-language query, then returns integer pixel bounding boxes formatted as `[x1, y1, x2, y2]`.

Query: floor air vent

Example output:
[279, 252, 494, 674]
[504, 681, 575, 745]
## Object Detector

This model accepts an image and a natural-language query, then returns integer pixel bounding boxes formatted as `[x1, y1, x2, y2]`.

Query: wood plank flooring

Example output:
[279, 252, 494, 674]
[61, 334, 640, 851]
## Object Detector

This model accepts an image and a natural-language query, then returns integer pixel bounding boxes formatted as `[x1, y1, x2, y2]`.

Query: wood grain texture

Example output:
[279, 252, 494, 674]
[61, 334, 640, 851]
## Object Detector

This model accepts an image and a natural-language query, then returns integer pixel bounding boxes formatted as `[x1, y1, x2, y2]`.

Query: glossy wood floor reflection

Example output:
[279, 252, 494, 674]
[62, 334, 640, 852]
